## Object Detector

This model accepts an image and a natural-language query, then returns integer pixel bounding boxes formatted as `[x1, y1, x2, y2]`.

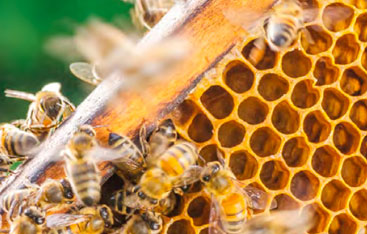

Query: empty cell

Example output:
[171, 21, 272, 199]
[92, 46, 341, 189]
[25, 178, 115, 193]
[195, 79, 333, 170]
[350, 189, 367, 220]
[342, 156, 367, 187]
[313, 57, 339, 86]
[218, 121, 245, 148]
[340, 66, 367, 96]
[302, 203, 329, 233]
[291, 171, 320, 201]
[303, 111, 331, 143]
[223, 60, 254, 93]
[332, 34, 360, 65]
[282, 50, 312, 78]
[322, 3, 354, 32]
[361, 136, 367, 159]
[199, 144, 221, 166]
[301, 25, 332, 55]
[329, 214, 357, 234]
[187, 196, 210, 226]
[229, 150, 258, 180]
[258, 73, 289, 101]
[238, 97, 268, 125]
[350, 100, 367, 130]
[250, 127, 281, 157]
[282, 137, 310, 167]
[242, 38, 277, 70]
[321, 180, 350, 211]
[167, 219, 195, 234]
[355, 13, 367, 42]
[272, 194, 300, 211]
[171, 100, 198, 126]
[188, 113, 213, 143]
[322, 88, 349, 120]
[291, 80, 319, 109]
[333, 122, 360, 155]
[260, 160, 289, 190]
[312, 146, 341, 177]
[271, 101, 300, 134]
[200, 85, 234, 119]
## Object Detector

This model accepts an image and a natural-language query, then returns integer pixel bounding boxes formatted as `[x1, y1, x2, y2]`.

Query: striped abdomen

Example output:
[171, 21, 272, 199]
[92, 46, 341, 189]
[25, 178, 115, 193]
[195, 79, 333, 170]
[0, 125, 39, 156]
[109, 190, 133, 215]
[219, 192, 248, 234]
[266, 14, 299, 50]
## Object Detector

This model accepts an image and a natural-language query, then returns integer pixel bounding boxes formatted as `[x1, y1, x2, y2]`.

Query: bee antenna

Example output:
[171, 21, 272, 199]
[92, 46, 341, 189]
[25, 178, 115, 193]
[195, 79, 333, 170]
[198, 154, 206, 166]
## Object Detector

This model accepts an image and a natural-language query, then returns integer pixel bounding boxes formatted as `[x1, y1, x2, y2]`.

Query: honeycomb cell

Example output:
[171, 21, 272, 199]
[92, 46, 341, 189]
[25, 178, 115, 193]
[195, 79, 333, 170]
[301, 25, 332, 55]
[332, 34, 360, 65]
[355, 13, 367, 42]
[242, 38, 277, 70]
[223, 60, 254, 93]
[322, 3, 354, 32]
[321, 180, 350, 211]
[218, 120, 245, 148]
[188, 113, 213, 143]
[350, 100, 367, 130]
[258, 73, 289, 101]
[333, 122, 360, 155]
[238, 97, 268, 125]
[260, 160, 289, 190]
[250, 127, 281, 157]
[312, 146, 341, 177]
[322, 88, 349, 120]
[200, 86, 234, 119]
[313, 57, 339, 86]
[282, 50, 311, 78]
[291, 80, 319, 109]
[282, 137, 310, 167]
[167, 219, 195, 234]
[350, 189, 367, 220]
[199, 228, 209, 234]
[341, 156, 367, 187]
[291, 171, 320, 201]
[271, 101, 300, 134]
[167, 194, 185, 217]
[272, 194, 300, 211]
[340, 67, 367, 96]
[171, 100, 197, 126]
[302, 203, 330, 233]
[361, 136, 367, 159]
[229, 150, 258, 180]
[329, 214, 357, 234]
[303, 111, 331, 143]
[199, 144, 221, 165]
[187, 196, 210, 226]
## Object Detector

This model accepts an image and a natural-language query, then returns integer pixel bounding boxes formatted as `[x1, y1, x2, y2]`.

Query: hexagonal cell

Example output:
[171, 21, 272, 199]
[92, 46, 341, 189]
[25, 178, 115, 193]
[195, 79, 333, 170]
[350, 100, 367, 130]
[250, 127, 281, 157]
[171, 99, 198, 126]
[200, 86, 234, 119]
[218, 120, 245, 148]
[258, 73, 289, 101]
[302, 203, 330, 233]
[355, 13, 367, 42]
[199, 228, 209, 234]
[199, 144, 221, 166]
[229, 150, 258, 180]
[282, 137, 310, 167]
[301, 25, 332, 55]
[291, 170, 320, 201]
[303, 111, 331, 143]
[223, 60, 254, 93]
[312, 146, 341, 177]
[282, 50, 312, 78]
[187, 196, 210, 226]
[321, 180, 350, 211]
[361, 136, 367, 159]
[188, 113, 213, 143]
[322, 88, 349, 120]
[242, 38, 277, 70]
[342, 156, 367, 187]
[167, 219, 195, 234]
[313, 57, 339, 86]
[272, 194, 300, 211]
[329, 214, 357, 234]
[271, 101, 300, 134]
[260, 160, 289, 190]
[332, 34, 360, 65]
[340, 66, 367, 96]
[166, 193, 185, 217]
[322, 3, 354, 32]
[350, 189, 367, 220]
[333, 122, 360, 155]
[238, 97, 268, 125]
[291, 80, 319, 109]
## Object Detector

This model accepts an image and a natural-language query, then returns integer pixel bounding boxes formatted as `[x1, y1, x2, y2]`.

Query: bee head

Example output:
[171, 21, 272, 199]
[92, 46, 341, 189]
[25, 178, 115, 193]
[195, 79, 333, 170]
[23, 206, 45, 225]
[44, 181, 63, 203]
[60, 179, 74, 200]
[70, 133, 95, 153]
[200, 161, 221, 183]
[39, 93, 63, 120]
[77, 125, 96, 137]
[141, 212, 163, 232]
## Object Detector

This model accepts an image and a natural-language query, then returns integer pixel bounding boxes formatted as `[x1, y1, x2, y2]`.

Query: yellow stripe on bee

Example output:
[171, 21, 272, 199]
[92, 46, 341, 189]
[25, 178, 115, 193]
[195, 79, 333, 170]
[221, 192, 247, 222]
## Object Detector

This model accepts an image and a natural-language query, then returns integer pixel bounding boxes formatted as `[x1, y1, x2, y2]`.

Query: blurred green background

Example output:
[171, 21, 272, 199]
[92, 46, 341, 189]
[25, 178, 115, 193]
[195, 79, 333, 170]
[0, 0, 133, 122]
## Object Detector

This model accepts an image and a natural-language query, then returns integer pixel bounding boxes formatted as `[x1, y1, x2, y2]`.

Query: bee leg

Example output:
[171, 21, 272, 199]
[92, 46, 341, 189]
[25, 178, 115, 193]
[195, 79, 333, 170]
[139, 124, 150, 156]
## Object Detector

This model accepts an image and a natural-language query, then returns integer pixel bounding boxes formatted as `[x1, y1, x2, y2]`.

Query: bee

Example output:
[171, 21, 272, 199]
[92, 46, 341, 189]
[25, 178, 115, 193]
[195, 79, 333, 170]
[5, 82, 75, 141]
[46, 205, 114, 234]
[9, 206, 45, 234]
[0, 150, 25, 182]
[119, 211, 163, 234]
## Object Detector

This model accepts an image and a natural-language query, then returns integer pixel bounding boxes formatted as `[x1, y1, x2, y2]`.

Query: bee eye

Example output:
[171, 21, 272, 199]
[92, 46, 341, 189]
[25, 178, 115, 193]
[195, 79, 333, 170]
[36, 217, 45, 224]
[150, 222, 160, 230]
[138, 191, 146, 199]
[65, 191, 74, 199]
[150, 199, 158, 205]
[202, 175, 211, 182]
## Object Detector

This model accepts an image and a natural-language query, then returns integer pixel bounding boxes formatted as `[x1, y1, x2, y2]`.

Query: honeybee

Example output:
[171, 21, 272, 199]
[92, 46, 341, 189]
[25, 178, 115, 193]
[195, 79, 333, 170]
[0, 151, 25, 182]
[119, 211, 163, 234]
[9, 206, 45, 234]
[5, 82, 75, 141]
[46, 205, 114, 234]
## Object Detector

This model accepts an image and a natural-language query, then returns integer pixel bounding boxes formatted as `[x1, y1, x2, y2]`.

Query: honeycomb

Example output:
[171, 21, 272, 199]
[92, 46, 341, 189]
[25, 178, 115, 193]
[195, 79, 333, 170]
[159, 0, 367, 233]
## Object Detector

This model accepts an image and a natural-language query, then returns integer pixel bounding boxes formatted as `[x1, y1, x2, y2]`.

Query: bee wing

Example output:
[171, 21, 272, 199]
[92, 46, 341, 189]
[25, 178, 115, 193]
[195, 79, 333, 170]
[4, 89, 36, 102]
[172, 165, 203, 188]
[242, 185, 276, 210]
[69, 62, 102, 86]
[46, 213, 90, 228]
[208, 194, 224, 234]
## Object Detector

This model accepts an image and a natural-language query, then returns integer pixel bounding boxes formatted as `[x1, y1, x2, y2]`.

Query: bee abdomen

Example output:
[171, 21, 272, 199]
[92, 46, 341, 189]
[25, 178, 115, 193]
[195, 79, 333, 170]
[4, 130, 39, 156]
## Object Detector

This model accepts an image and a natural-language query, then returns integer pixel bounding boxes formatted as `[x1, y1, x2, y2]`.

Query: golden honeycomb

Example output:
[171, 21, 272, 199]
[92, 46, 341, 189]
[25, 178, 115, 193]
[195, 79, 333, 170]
[157, 0, 367, 233]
